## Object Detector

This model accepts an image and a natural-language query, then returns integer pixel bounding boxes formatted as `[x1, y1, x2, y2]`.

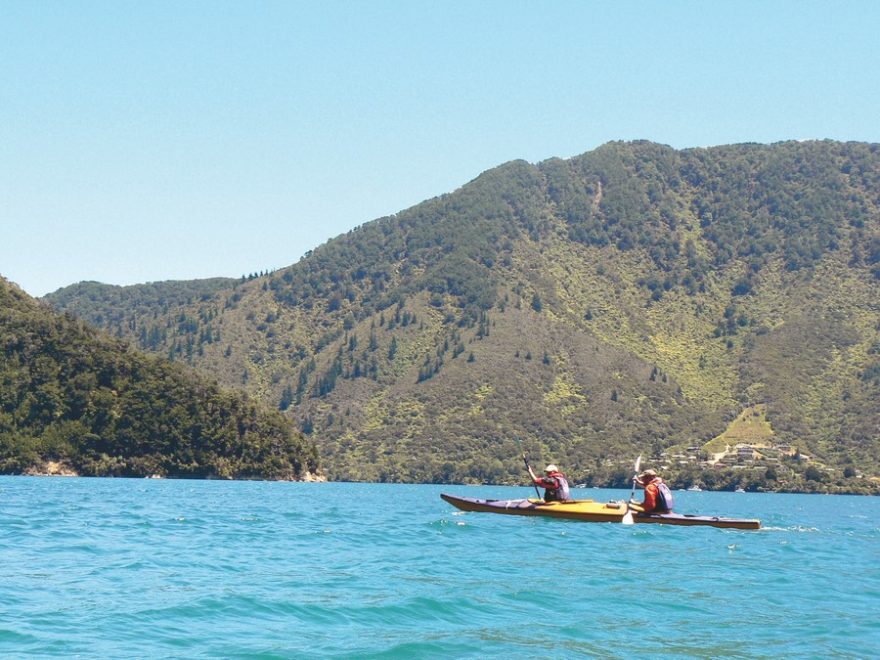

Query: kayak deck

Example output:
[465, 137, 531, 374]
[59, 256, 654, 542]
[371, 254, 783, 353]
[440, 493, 760, 530]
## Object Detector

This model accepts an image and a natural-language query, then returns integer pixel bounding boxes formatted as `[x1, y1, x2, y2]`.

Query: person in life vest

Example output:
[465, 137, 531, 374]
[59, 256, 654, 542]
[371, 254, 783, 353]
[629, 469, 674, 513]
[527, 463, 572, 502]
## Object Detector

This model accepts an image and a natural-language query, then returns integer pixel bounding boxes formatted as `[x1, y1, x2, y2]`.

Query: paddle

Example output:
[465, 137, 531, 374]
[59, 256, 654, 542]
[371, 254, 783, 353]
[522, 452, 541, 499]
[622, 455, 642, 526]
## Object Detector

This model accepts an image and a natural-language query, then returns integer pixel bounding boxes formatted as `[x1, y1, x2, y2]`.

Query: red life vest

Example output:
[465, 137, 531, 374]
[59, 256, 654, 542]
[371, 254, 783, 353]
[541, 472, 571, 501]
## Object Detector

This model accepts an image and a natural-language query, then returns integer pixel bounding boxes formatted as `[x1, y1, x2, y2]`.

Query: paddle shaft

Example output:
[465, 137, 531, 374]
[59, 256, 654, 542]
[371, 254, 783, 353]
[629, 455, 643, 502]
[622, 455, 642, 525]
[522, 453, 541, 498]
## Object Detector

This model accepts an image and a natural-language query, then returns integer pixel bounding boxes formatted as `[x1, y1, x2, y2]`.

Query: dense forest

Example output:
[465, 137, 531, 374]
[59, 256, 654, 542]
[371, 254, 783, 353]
[45, 141, 880, 492]
[1, 278, 319, 479]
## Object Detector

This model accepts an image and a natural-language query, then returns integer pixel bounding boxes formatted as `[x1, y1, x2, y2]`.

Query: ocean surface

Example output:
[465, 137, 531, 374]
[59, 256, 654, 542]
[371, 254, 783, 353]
[1, 477, 878, 658]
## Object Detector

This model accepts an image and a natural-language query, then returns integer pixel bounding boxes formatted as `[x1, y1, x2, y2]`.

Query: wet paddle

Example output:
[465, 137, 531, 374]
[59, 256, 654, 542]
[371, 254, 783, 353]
[622, 455, 642, 526]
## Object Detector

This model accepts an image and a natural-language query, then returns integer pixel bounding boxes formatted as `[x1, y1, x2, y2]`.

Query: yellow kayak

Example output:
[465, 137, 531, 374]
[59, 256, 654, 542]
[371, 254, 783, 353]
[440, 493, 761, 529]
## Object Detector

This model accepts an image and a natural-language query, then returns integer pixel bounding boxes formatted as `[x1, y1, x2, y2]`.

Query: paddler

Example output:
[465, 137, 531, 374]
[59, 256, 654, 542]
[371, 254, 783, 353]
[527, 463, 572, 502]
[629, 469, 674, 513]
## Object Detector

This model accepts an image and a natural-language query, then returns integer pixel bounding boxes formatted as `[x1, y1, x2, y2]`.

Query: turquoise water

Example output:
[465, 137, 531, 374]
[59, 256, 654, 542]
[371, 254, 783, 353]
[1, 478, 878, 658]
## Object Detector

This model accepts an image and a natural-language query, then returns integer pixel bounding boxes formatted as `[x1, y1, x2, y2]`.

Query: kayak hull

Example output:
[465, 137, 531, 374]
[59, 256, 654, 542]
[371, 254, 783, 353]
[631, 510, 761, 529]
[441, 492, 630, 523]
[440, 493, 760, 530]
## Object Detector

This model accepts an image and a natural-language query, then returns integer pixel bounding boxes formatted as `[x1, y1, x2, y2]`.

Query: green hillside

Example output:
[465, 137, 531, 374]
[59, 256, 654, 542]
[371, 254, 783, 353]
[45, 141, 880, 492]
[2, 278, 319, 479]
[45, 278, 237, 331]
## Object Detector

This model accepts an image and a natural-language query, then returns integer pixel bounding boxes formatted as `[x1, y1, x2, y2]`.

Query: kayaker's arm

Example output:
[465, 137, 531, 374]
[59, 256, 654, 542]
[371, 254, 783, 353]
[628, 501, 645, 513]
[527, 464, 539, 482]
[522, 452, 543, 499]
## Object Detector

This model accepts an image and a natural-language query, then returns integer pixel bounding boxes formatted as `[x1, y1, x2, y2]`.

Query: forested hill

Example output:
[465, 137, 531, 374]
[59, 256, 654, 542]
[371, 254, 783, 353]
[45, 277, 237, 330]
[1, 278, 319, 479]
[46, 141, 880, 492]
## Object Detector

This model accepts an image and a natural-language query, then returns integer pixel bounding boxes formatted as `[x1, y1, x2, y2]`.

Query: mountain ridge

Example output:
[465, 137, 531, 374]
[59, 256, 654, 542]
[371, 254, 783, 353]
[44, 140, 880, 492]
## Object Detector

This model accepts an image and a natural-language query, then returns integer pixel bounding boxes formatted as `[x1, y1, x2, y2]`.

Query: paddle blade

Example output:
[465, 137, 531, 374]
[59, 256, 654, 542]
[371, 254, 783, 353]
[622, 510, 634, 525]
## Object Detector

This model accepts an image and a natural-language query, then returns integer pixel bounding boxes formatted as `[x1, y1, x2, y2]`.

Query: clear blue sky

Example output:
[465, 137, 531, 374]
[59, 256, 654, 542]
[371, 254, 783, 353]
[2, 0, 879, 297]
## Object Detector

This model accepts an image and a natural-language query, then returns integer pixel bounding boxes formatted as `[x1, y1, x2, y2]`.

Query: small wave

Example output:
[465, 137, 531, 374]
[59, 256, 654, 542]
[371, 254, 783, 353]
[429, 517, 469, 527]
[352, 638, 484, 659]
[761, 525, 820, 533]
[341, 594, 483, 628]
[0, 629, 41, 645]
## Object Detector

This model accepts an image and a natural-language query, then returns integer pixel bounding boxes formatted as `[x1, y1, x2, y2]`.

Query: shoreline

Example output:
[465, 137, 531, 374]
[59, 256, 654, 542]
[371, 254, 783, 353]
[4, 470, 875, 495]
[14, 462, 327, 483]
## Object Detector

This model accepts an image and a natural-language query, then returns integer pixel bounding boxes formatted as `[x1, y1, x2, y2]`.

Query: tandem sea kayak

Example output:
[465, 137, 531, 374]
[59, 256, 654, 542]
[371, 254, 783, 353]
[440, 493, 761, 530]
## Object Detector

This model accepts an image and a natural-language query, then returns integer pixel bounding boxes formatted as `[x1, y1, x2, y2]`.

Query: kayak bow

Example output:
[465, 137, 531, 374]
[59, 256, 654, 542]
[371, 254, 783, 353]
[440, 493, 760, 530]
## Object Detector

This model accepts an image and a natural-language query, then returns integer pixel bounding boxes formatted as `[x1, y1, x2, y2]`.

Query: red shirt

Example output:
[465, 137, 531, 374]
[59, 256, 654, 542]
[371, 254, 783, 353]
[534, 475, 561, 489]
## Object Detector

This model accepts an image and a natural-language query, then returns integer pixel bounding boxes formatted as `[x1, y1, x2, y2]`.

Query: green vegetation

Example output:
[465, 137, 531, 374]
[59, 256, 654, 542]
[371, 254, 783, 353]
[701, 404, 775, 455]
[45, 278, 236, 330]
[2, 278, 319, 479]
[44, 141, 880, 492]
